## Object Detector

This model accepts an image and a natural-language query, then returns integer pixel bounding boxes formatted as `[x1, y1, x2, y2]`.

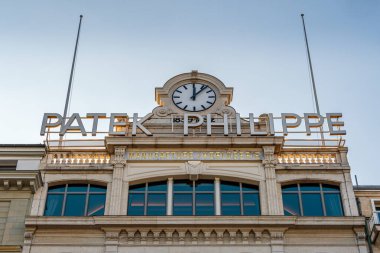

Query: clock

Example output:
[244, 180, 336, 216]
[172, 83, 216, 112]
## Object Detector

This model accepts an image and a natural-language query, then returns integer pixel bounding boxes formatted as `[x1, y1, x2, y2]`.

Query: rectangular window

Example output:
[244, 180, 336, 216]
[45, 194, 64, 216]
[282, 193, 301, 216]
[64, 194, 86, 216]
[173, 193, 192, 215]
[324, 193, 343, 216]
[221, 193, 241, 215]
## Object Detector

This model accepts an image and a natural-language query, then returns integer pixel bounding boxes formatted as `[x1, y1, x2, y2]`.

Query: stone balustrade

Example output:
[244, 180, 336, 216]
[277, 153, 337, 164]
[47, 152, 111, 165]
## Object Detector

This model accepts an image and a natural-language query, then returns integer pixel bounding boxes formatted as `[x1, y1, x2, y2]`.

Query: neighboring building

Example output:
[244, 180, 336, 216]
[0, 144, 44, 253]
[0, 72, 370, 253]
[355, 185, 380, 252]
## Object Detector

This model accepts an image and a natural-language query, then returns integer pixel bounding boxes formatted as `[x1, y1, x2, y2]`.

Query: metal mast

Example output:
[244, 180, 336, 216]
[59, 15, 83, 147]
[301, 14, 325, 144]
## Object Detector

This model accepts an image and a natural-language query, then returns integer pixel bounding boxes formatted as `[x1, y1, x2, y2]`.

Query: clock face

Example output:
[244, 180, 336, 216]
[172, 83, 216, 112]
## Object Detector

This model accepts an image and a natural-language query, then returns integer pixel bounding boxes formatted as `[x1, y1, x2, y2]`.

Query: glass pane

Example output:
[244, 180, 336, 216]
[90, 185, 107, 193]
[196, 193, 214, 215]
[48, 185, 66, 193]
[148, 181, 167, 192]
[221, 193, 241, 215]
[173, 180, 193, 192]
[302, 193, 323, 216]
[300, 184, 321, 192]
[87, 194, 106, 216]
[44, 194, 64, 216]
[324, 193, 343, 216]
[243, 193, 260, 215]
[129, 183, 146, 192]
[173, 193, 192, 215]
[282, 184, 298, 192]
[195, 180, 214, 192]
[221, 181, 240, 192]
[67, 184, 88, 193]
[147, 193, 166, 216]
[282, 193, 300, 216]
[242, 184, 258, 192]
[128, 193, 145, 215]
[64, 194, 86, 216]
[322, 184, 340, 192]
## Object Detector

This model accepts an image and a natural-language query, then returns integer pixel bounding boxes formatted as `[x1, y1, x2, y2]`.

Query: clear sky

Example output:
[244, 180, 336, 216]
[0, 0, 379, 184]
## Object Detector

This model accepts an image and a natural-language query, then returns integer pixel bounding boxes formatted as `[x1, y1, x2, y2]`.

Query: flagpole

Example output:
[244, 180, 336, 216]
[59, 15, 83, 147]
[301, 14, 325, 145]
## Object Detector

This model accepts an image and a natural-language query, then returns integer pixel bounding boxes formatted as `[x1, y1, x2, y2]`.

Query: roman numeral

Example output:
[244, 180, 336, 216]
[193, 106, 196, 111]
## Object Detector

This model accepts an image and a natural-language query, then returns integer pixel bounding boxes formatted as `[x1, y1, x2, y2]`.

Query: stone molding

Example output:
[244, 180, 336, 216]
[0, 171, 42, 193]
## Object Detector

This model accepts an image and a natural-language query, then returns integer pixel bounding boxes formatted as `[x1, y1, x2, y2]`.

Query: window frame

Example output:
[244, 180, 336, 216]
[45, 183, 107, 216]
[172, 180, 215, 216]
[128, 181, 168, 216]
[282, 183, 344, 217]
[220, 181, 260, 216]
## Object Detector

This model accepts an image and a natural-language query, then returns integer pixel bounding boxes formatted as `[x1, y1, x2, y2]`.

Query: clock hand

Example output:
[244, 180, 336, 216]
[191, 85, 207, 100]
[192, 83, 196, 101]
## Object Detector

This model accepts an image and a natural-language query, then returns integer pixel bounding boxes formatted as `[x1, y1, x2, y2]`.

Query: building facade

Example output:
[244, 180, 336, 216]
[1, 72, 376, 253]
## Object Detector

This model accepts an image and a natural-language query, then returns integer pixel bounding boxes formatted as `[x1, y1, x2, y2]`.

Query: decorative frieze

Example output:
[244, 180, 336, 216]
[277, 153, 337, 164]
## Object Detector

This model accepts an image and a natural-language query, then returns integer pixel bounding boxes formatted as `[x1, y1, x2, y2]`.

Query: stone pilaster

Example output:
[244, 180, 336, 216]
[270, 230, 285, 253]
[21, 228, 35, 253]
[354, 228, 368, 253]
[167, 178, 173, 215]
[214, 178, 221, 215]
[103, 229, 120, 253]
[109, 146, 126, 215]
[262, 146, 281, 215]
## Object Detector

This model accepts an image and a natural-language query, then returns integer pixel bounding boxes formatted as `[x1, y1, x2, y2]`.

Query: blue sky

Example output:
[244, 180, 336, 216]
[0, 1, 379, 184]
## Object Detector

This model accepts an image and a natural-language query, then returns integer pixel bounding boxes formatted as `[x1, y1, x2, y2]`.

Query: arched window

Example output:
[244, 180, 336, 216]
[282, 183, 344, 216]
[128, 181, 167, 216]
[173, 180, 214, 216]
[44, 184, 106, 216]
[220, 181, 260, 215]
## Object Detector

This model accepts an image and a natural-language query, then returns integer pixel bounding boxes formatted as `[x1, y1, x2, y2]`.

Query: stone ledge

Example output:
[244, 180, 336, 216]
[25, 215, 365, 229]
[0, 171, 42, 193]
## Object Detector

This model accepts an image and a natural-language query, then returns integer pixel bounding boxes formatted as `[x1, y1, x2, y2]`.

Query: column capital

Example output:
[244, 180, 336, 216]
[262, 146, 277, 167]
[112, 146, 127, 165]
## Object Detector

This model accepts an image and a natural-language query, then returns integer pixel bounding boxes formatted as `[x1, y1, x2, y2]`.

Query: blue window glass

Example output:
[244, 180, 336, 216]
[44, 184, 106, 217]
[221, 193, 240, 215]
[324, 193, 343, 216]
[128, 181, 167, 216]
[242, 184, 259, 192]
[48, 185, 66, 193]
[147, 193, 166, 216]
[243, 193, 260, 215]
[322, 185, 340, 192]
[283, 193, 300, 216]
[128, 193, 145, 215]
[173, 181, 193, 191]
[129, 183, 145, 192]
[221, 181, 260, 216]
[90, 185, 107, 193]
[300, 184, 320, 192]
[302, 193, 323, 216]
[173, 193, 192, 215]
[64, 194, 86, 216]
[87, 194, 106, 216]
[195, 181, 214, 191]
[221, 181, 240, 192]
[282, 183, 343, 217]
[282, 184, 298, 192]
[67, 184, 88, 192]
[196, 193, 214, 215]
[148, 182, 167, 192]
[44, 194, 64, 216]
